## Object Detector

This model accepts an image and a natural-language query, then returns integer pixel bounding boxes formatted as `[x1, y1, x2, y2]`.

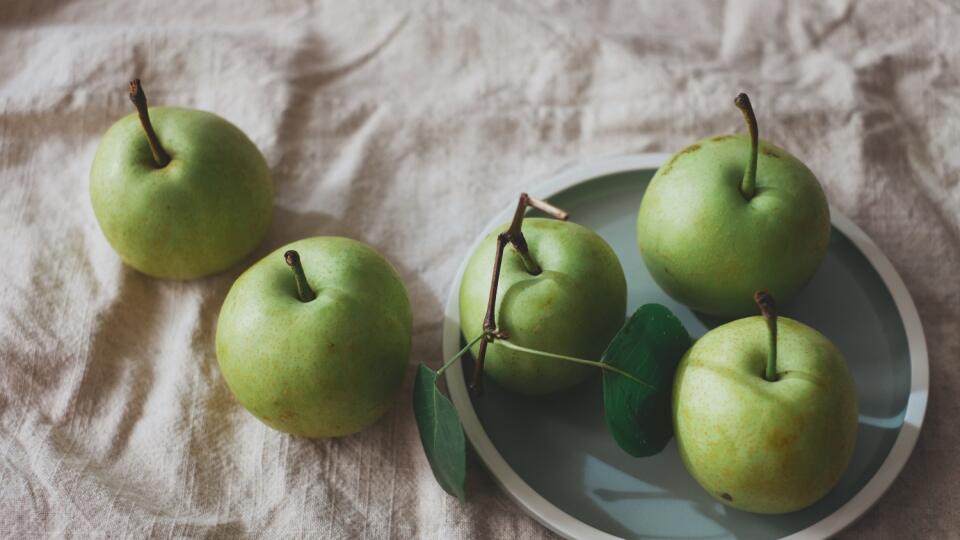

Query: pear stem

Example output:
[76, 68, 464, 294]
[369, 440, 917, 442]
[735, 93, 759, 200]
[507, 193, 569, 274]
[496, 340, 655, 390]
[470, 232, 508, 396]
[284, 250, 316, 302]
[754, 290, 778, 382]
[468, 192, 569, 395]
[128, 79, 171, 168]
[436, 334, 485, 376]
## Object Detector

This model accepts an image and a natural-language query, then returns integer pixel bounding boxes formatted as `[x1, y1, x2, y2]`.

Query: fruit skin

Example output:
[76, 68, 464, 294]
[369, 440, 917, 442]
[673, 316, 858, 514]
[459, 218, 627, 395]
[216, 237, 412, 438]
[636, 135, 830, 317]
[90, 107, 273, 279]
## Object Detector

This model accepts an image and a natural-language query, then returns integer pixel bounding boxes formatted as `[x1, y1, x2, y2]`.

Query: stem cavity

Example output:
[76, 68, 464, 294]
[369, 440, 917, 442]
[754, 290, 778, 382]
[284, 250, 316, 302]
[734, 93, 759, 200]
[469, 192, 569, 395]
[128, 79, 171, 168]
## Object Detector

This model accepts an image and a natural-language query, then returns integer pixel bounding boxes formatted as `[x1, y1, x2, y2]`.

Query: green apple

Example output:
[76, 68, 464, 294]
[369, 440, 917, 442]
[90, 80, 273, 280]
[215, 237, 412, 437]
[637, 93, 830, 317]
[459, 218, 627, 395]
[673, 291, 857, 514]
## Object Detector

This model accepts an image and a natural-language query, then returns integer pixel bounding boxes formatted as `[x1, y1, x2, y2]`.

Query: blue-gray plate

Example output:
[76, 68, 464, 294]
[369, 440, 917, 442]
[442, 155, 928, 539]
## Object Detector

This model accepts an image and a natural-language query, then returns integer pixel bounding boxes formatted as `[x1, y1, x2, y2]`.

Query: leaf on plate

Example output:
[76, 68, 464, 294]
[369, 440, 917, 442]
[601, 304, 692, 457]
[413, 363, 466, 501]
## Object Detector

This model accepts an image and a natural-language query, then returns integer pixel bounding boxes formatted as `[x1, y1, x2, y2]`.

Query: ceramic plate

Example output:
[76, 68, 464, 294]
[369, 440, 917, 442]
[442, 154, 928, 539]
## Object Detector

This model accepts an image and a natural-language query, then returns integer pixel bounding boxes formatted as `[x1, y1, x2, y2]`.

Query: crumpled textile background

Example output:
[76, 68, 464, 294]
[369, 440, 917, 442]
[1, 0, 958, 538]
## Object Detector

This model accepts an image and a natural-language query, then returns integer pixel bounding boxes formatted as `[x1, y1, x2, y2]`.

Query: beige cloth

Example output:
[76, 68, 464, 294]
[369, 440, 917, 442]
[1, 1, 958, 538]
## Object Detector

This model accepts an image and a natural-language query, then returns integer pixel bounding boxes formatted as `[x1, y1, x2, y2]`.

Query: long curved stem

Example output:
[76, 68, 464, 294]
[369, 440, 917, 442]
[734, 93, 758, 200]
[470, 233, 509, 394]
[128, 79, 171, 168]
[754, 290, 778, 382]
[437, 334, 485, 376]
[496, 340, 655, 390]
[469, 193, 569, 395]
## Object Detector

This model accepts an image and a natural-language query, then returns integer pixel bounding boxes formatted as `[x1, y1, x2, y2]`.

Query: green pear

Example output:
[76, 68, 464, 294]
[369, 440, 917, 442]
[673, 292, 857, 514]
[90, 80, 273, 280]
[637, 94, 830, 317]
[459, 218, 627, 395]
[216, 237, 412, 437]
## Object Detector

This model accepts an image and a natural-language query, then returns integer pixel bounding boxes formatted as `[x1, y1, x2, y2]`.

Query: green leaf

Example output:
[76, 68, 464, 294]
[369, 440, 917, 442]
[413, 363, 466, 501]
[601, 304, 692, 457]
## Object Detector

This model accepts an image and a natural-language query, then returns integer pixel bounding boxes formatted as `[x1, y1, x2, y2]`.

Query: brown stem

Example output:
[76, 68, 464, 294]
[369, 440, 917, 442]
[507, 194, 541, 275]
[469, 233, 508, 395]
[128, 79, 171, 168]
[285, 250, 317, 302]
[754, 290, 778, 382]
[734, 93, 759, 199]
[470, 339, 488, 396]
[468, 192, 569, 395]
[526, 196, 569, 220]
[505, 192, 570, 275]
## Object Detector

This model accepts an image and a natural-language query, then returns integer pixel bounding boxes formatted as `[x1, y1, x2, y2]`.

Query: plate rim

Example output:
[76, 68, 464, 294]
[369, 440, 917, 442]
[441, 153, 929, 540]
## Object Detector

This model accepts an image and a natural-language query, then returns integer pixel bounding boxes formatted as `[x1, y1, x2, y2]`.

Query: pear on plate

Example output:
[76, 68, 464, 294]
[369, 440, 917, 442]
[637, 94, 830, 317]
[459, 217, 627, 395]
[673, 291, 858, 513]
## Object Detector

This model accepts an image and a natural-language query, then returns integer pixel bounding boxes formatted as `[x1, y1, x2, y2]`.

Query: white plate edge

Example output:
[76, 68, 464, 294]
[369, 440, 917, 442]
[441, 153, 930, 540]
